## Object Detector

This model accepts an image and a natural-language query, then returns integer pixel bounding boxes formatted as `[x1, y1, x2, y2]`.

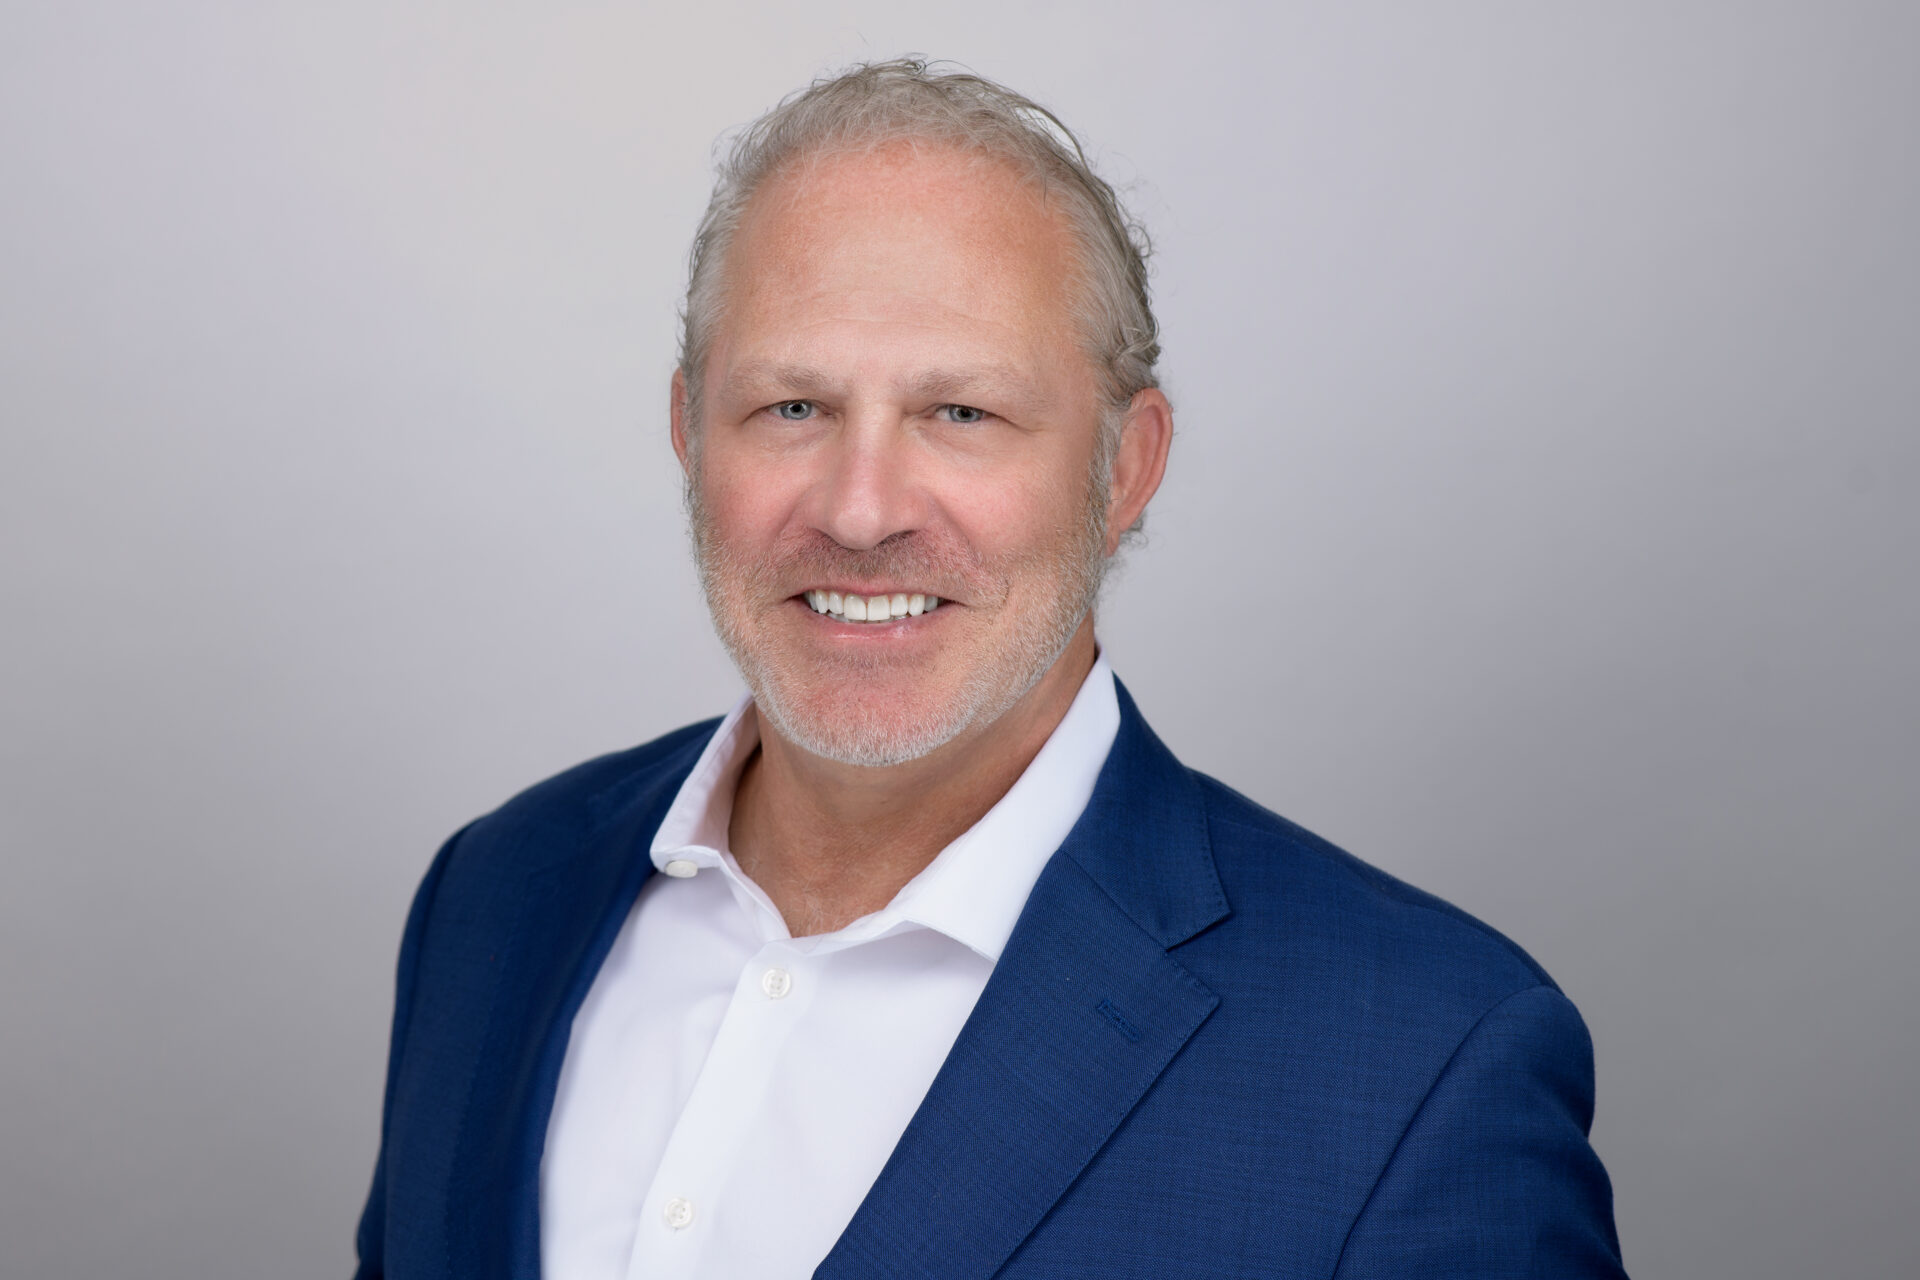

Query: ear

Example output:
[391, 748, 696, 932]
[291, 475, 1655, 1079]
[1104, 388, 1173, 555]
[670, 367, 693, 473]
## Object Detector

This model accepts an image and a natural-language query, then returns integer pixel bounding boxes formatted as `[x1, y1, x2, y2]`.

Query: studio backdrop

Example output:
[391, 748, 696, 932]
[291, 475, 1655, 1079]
[2, 3, 1915, 1277]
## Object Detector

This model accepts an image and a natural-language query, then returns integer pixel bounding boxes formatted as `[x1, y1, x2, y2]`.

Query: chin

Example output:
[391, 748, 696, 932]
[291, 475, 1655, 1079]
[750, 673, 989, 768]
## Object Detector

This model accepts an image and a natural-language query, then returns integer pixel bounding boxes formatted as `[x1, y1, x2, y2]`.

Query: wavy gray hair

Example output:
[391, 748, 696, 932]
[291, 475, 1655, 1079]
[676, 58, 1161, 482]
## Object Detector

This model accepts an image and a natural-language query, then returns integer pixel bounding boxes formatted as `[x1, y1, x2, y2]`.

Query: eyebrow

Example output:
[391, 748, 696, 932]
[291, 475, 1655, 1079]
[720, 360, 1044, 411]
[721, 361, 839, 399]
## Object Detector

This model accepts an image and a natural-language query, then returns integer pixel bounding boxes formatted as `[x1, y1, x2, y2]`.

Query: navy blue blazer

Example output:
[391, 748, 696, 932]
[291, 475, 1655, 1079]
[355, 683, 1626, 1278]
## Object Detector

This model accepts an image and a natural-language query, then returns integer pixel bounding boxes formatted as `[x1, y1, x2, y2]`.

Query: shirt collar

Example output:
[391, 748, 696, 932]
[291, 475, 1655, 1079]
[649, 695, 760, 872]
[649, 652, 1121, 962]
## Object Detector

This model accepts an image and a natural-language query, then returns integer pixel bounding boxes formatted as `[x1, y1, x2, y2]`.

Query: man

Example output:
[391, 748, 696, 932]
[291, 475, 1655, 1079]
[354, 60, 1626, 1279]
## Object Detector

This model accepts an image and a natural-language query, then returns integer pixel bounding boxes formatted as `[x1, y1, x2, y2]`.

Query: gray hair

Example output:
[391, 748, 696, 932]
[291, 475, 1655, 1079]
[676, 57, 1161, 473]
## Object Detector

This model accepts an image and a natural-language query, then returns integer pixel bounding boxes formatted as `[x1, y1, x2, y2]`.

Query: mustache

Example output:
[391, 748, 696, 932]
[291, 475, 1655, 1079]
[750, 529, 990, 601]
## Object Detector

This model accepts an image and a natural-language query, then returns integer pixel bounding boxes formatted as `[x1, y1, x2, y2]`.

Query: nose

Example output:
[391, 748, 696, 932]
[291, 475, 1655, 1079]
[807, 413, 925, 551]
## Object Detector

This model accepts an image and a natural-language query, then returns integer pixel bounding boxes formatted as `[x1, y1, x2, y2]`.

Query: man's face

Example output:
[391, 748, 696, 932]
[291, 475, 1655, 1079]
[678, 141, 1113, 767]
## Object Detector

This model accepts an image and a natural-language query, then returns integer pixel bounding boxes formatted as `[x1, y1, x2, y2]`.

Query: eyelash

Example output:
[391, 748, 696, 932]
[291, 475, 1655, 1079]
[764, 401, 990, 425]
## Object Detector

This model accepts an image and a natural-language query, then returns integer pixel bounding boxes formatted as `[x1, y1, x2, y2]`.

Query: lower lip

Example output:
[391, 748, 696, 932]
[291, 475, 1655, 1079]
[789, 597, 952, 638]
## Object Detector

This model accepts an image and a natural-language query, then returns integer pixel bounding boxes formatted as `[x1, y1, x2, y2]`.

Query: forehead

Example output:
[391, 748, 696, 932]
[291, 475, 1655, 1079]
[711, 140, 1090, 384]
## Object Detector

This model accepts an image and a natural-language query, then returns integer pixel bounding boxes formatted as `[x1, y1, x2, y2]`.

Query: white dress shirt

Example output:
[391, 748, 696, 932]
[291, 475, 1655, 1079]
[539, 654, 1120, 1280]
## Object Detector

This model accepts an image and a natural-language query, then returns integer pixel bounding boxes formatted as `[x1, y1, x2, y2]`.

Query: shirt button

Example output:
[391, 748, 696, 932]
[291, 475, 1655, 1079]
[760, 967, 792, 999]
[662, 859, 699, 879]
[663, 1196, 695, 1230]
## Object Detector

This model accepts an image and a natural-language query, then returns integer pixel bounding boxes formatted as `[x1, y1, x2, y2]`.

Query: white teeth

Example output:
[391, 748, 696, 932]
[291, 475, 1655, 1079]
[810, 589, 942, 622]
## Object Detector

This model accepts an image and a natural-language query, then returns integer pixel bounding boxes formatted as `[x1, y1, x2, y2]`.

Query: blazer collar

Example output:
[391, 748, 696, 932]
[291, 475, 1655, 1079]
[1058, 678, 1229, 949]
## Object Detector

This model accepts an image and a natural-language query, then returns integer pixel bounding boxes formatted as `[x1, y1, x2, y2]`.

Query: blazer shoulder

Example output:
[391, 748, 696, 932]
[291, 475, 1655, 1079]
[1189, 770, 1559, 1000]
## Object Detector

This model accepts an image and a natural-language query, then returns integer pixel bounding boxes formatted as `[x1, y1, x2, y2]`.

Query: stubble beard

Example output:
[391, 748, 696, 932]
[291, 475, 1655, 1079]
[686, 462, 1112, 768]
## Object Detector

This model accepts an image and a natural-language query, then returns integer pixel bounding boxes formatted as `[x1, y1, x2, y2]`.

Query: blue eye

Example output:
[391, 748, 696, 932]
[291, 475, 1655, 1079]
[939, 404, 987, 424]
[773, 400, 814, 421]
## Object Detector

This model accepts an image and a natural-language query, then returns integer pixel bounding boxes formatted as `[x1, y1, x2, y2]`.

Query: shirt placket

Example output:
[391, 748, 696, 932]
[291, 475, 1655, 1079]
[622, 937, 815, 1280]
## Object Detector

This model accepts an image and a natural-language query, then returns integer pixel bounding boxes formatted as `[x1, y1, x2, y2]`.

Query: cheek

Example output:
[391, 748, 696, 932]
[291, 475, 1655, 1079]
[699, 455, 803, 544]
[935, 452, 1091, 558]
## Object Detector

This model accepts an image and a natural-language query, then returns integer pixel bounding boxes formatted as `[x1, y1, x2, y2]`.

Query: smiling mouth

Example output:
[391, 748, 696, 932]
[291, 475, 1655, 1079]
[802, 589, 943, 623]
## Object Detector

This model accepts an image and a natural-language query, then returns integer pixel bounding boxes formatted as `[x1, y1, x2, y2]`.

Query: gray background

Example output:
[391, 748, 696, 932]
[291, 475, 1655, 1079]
[3, 2, 1915, 1276]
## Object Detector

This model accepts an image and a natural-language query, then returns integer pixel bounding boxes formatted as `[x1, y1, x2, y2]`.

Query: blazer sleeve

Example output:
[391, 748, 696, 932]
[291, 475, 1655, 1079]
[1332, 983, 1628, 1279]
[352, 823, 470, 1280]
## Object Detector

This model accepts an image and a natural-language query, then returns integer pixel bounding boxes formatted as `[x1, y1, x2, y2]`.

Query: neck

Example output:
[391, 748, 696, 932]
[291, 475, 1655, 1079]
[729, 621, 1099, 937]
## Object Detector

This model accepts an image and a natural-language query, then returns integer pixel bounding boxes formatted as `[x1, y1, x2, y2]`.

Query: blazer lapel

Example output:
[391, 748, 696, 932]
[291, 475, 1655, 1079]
[439, 730, 712, 1280]
[818, 682, 1229, 1280]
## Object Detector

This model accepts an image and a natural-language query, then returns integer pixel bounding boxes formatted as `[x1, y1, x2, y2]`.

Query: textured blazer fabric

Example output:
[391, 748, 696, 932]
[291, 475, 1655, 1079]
[355, 684, 1628, 1278]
